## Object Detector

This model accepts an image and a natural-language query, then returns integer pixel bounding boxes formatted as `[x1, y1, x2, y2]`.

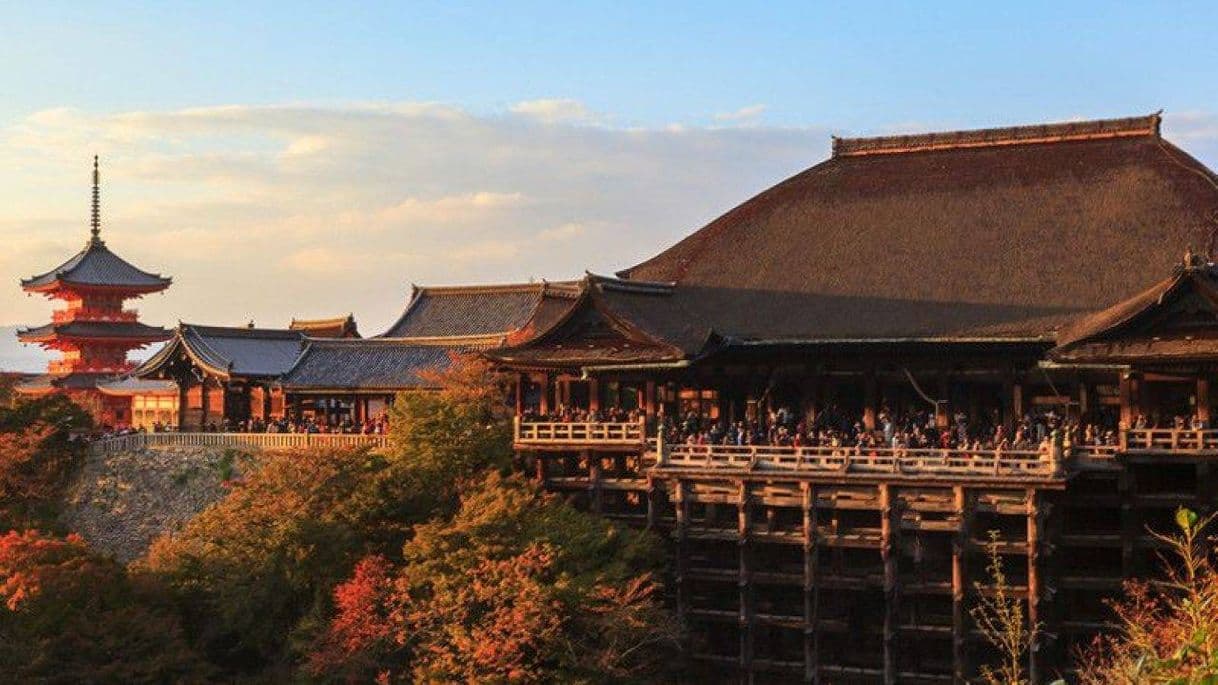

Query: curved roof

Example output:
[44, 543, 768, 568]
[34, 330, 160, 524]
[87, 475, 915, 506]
[289, 314, 360, 338]
[620, 113, 1218, 342]
[280, 335, 502, 392]
[21, 237, 172, 293]
[380, 281, 579, 338]
[17, 320, 169, 344]
[136, 324, 306, 379]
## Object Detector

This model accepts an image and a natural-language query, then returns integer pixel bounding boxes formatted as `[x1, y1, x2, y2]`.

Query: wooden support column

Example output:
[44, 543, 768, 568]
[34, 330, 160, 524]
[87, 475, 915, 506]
[1119, 469, 1137, 577]
[176, 377, 189, 430]
[880, 484, 899, 685]
[199, 379, 211, 430]
[673, 480, 689, 631]
[937, 373, 951, 429]
[514, 374, 524, 416]
[737, 481, 753, 679]
[1118, 373, 1133, 428]
[534, 450, 547, 483]
[1197, 377, 1210, 426]
[646, 475, 659, 528]
[1027, 489, 1044, 684]
[586, 450, 602, 513]
[952, 486, 971, 685]
[261, 385, 272, 420]
[864, 368, 878, 431]
[1002, 371, 1015, 432]
[644, 380, 656, 419]
[539, 374, 551, 415]
[589, 378, 600, 412]
[802, 482, 819, 684]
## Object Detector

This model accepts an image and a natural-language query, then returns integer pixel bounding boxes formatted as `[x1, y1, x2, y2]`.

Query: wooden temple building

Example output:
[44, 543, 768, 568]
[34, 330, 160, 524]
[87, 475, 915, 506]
[15, 157, 172, 426]
[489, 113, 1218, 683]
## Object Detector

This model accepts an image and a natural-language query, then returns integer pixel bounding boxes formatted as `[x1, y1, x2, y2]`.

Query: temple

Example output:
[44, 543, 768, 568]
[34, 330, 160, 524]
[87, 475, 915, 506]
[29, 112, 1218, 682]
[15, 157, 172, 425]
[489, 113, 1218, 683]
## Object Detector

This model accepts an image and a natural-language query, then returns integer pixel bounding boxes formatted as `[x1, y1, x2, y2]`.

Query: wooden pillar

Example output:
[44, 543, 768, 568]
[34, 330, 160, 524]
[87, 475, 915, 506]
[514, 374, 524, 416]
[952, 485, 971, 684]
[1078, 382, 1090, 417]
[1197, 377, 1210, 425]
[936, 373, 951, 430]
[589, 378, 600, 412]
[540, 374, 551, 415]
[863, 368, 878, 431]
[1119, 469, 1137, 577]
[880, 484, 899, 685]
[673, 479, 689, 630]
[177, 377, 189, 430]
[737, 481, 753, 679]
[1118, 373, 1133, 428]
[644, 380, 656, 419]
[261, 385, 272, 420]
[802, 483, 819, 684]
[586, 450, 602, 513]
[199, 379, 211, 431]
[1027, 489, 1043, 684]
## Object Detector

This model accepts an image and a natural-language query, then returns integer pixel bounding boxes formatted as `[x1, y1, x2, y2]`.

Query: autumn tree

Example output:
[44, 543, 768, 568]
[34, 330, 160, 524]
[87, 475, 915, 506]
[0, 395, 92, 529]
[308, 472, 680, 684]
[0, 530, 208, 683]
[1076, 508, 1218, 684]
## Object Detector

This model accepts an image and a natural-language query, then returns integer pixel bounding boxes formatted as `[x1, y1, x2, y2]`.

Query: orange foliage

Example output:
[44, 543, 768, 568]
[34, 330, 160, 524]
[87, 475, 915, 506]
[0, 529, 92, 610]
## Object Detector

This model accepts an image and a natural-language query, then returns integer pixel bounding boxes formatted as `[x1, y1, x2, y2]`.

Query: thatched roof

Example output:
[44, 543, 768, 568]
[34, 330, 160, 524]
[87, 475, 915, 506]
[621, 113, 1218, 342]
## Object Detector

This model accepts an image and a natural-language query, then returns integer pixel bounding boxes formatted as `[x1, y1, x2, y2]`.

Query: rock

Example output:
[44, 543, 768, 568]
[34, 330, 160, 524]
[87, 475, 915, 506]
[59, 445, 255, 563]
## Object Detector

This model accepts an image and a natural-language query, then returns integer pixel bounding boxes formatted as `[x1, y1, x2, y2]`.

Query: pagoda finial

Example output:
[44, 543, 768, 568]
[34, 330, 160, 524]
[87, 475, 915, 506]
[90, 155, 101, 241]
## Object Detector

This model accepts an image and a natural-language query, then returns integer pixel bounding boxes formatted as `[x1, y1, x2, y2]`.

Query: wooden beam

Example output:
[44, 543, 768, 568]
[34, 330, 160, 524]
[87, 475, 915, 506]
[880, 483, 898, 685]
[1027, 489, 1043, 684]
[952, 485, 971, 685]
[738, 480, 753, 678]
[802, 482, 820, 684]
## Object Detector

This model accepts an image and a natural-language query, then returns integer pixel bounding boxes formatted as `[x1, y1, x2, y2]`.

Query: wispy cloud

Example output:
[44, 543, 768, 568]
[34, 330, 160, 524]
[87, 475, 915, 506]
[0, 100, 831, 337]
[714, 104, 767, 123]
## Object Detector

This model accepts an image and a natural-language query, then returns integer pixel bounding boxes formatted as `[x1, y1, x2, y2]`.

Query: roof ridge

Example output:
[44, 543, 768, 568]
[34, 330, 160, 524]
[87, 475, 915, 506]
[832, 112, 1162, 158]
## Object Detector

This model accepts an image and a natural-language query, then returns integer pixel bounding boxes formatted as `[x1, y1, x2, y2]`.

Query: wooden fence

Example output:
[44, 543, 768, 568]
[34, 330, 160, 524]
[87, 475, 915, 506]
[514, 418, 646, 445]
[90, 432, 389, 455]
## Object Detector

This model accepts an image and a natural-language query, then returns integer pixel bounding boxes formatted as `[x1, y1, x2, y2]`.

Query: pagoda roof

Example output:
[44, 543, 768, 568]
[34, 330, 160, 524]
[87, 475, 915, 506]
[21, 236, 171, 293]
[15, 372, 114, 394]
[96, 375, 178, 397]
[17, 320, 170, 344]
[289, 314, 360, 338]
[620, 112, 1218, 343]
[136, 323, 307, 380]
[279, 335, 502, 393]
[380, 281, 580, 338]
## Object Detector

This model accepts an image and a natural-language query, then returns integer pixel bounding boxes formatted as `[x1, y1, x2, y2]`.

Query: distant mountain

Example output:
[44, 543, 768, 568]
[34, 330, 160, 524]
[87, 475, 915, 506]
[0, 326, 50, 373]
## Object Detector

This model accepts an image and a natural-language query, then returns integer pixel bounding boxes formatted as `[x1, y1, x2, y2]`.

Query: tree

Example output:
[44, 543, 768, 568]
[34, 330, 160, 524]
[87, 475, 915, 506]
[0, 395, 92, 529]
[1076, 508, 1218, 684]
[307, 472, 680, 684]
[971, 531, 1039, 685]
[0, 529, 208, 683]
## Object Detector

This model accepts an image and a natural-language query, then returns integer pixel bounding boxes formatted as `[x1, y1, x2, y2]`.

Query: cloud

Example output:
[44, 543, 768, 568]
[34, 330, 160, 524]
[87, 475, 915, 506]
[714, 104, 767, 123]
[536, 222, 588, 241]
[0, 100, 833, 340]
[510, 98, 598, 124]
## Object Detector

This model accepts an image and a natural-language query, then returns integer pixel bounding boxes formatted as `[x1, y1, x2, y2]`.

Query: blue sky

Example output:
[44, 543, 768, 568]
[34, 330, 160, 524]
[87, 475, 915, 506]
[2, 2, 1217, 370]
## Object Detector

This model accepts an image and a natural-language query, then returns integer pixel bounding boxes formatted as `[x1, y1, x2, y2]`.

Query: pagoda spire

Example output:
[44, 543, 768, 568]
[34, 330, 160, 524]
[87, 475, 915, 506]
[90, 155, 101, 241]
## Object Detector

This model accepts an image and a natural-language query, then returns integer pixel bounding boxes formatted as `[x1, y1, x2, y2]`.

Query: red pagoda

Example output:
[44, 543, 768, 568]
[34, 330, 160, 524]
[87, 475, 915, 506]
[15, 157, 172, 426]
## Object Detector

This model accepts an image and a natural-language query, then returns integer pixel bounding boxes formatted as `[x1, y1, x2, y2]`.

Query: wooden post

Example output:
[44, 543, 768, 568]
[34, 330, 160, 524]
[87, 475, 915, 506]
[880, 484, 898, 685]
[1027, 489, 1043, 684]
[1197, 377, 1210, 426]
[514, 374, 524, 416]
[589, 378, 600, 412]
[738, 480, 752, 678]
[952, 485, 971, 684]
[937, 373, 951, 429]
[864, 368, 878, 431]
[802, 482, 819, 684]
[261, 384, 272, 420]
[586, 449, 602, 513]
[674, 479, 688, 630]
[540, 374, 551, 415]
[177, 377, 189, 430]
[1118, 373, 1133, 428]
[1002, 371, 1015, 433]
[200, 379, 211, 431]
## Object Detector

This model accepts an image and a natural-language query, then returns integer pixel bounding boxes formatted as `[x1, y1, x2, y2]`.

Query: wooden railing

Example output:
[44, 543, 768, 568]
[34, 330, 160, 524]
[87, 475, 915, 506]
[1123, 428, 1218, 452]
[659, 443, 1061, 479]
[514, 418, 647, 445]
[90, 432, 389, 455]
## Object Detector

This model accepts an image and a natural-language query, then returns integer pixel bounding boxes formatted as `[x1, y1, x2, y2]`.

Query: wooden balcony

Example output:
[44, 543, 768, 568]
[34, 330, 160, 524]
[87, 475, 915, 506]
[657, 443, 1063, 481]
[513, 417, 647, 449]
[1123, 428, 1218, 454]
[91, 431, 389, 455]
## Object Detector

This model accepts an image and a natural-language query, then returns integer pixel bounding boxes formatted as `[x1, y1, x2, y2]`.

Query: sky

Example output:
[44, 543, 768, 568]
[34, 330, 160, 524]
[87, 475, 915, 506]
[2, 1, 1218, 370]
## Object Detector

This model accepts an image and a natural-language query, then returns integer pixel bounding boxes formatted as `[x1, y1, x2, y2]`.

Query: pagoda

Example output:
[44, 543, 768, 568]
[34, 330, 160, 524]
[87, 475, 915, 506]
[15, 157, 172, 426]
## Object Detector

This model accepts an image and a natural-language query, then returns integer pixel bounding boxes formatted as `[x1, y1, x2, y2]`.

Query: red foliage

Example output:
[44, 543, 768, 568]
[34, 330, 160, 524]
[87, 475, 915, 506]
[0, 423, 56, 502]
[0, 529, 92, 610]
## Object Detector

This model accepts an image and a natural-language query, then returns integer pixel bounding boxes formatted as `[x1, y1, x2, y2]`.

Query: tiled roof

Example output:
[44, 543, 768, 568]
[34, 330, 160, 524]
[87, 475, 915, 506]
[279, 336, 501, 391]
[137, 324, 307, 379]
[380, 282, 579, 338]
[621, 113, 1218, 341]
[289, 314, 360, 338]
[96, 376, 178, 396]
[21, 237, 171, 292]
[18, 321, 170, 343]
[15, 372, 113, 393]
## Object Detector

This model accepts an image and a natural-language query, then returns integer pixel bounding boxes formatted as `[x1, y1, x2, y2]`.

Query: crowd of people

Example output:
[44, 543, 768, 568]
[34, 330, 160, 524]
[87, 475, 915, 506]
[96, 414, 390, 440]
[523, 402, 1136, 454]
